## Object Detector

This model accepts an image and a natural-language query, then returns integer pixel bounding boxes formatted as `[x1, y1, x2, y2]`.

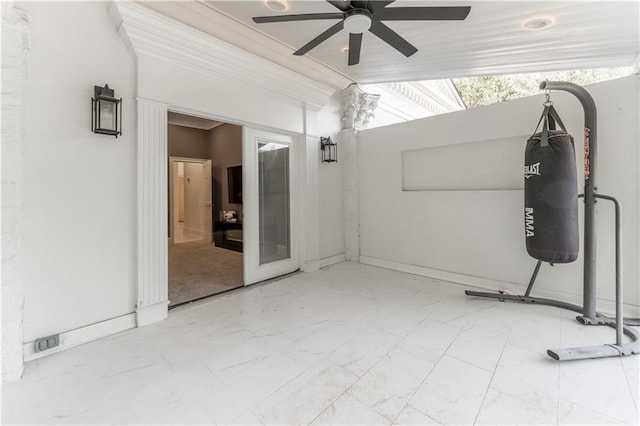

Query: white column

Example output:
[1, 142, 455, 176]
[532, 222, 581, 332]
[1, 2, 30, 383]
[340, 84, 380, 262]
[300, 134, 321, 272]
[339, 128, 359, 261]
[136, 98, 169, 326]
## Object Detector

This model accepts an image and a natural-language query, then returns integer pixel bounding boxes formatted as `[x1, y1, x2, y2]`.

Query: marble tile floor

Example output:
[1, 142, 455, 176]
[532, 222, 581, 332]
[3, 262, 639, 425]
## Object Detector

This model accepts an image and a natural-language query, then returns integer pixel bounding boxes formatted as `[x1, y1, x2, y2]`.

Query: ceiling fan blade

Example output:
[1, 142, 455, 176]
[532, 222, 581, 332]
[325, 0, 351, 11]
[376, 6, 471, 21]
[348, 33, 363, 65]
[294, 21, 344, 56]
[369, 20, 417, 57]
[369, 1, 396, 12]
[253, 13, 344, 23]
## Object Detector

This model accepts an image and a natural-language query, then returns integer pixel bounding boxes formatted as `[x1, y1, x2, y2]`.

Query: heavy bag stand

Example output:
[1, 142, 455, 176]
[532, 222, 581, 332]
[465, 81, 640, 361]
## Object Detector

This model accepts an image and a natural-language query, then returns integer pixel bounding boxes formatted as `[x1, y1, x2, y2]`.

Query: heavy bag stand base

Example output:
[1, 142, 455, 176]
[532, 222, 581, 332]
[465, 81, 640, 361]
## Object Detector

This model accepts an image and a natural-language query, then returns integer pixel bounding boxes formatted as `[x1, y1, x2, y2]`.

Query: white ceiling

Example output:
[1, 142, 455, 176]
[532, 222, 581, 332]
[142, 1, 639, 86]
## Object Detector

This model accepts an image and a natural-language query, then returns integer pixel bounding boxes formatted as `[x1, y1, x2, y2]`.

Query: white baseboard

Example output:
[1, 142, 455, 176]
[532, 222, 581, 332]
[302, 260, 320, 273]
[359, 256, 640, 318]
[320, 253, 346, 268]
[136, 300, 169, 327]
[184, 226, 207, 239]
[23, 313, 136, 362]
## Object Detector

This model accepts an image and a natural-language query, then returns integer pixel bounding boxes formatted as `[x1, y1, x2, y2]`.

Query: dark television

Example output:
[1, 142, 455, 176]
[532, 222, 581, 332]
[227, 165, 242, 204]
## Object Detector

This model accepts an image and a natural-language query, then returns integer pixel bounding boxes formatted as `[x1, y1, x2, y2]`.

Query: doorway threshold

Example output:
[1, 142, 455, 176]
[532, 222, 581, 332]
[168, 269, 301, 312]
[168, 285, 243, 311]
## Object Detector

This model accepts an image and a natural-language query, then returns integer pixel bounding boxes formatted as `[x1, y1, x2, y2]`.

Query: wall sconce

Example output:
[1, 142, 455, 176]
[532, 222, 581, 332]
[92, 84, 122, 138]
[320, 136, 337, 163]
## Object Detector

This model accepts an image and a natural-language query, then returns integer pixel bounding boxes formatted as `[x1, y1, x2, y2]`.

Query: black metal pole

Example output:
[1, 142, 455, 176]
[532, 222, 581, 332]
[595, 194, 623, 345]
[524, 260, 543, 297]
[539, 81, 597, 322]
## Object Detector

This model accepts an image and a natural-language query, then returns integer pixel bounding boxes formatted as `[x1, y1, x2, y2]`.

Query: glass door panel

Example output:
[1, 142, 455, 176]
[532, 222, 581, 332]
[258, 142, 291, 264]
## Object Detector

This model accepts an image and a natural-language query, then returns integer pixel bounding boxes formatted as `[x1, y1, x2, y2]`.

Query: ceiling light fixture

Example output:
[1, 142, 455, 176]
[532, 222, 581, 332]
[341, 46, 349, 54]
[264, 0, 288, 12]
[343, 11, 372, 34]
[522, 16, 555, 30]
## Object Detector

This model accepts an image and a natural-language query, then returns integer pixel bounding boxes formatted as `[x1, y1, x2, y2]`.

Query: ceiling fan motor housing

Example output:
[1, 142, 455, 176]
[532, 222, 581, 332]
[344, 9, 372, 34]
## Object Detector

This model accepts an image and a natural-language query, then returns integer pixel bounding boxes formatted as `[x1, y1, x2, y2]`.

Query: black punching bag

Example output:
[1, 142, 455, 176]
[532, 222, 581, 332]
[524, 104, 579, 263]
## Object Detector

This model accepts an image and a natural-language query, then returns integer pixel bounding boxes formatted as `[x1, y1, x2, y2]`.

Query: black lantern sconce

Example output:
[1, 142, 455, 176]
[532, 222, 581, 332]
[92, 84, 122, 138]
[320, 136, 337, 163]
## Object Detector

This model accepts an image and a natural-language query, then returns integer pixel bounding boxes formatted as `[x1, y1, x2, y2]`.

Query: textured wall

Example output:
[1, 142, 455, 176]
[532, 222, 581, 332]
[1, 2, 30, 382]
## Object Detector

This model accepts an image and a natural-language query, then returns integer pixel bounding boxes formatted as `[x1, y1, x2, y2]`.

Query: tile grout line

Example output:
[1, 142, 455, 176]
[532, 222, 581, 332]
[472, 333, 509, 425]
[337, 305, 448, 424]
[229, 316, 372, 425]
[389, 324, 467, 424]
[316, 301, 454, 425]
[305, 316, 414, 426]
[220, 279, 371, 422]
[618, 357, 640, 414]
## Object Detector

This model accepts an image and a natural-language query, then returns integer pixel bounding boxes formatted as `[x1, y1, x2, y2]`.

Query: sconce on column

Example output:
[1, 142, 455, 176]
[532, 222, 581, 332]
[92, 84, 122, 138]
[320, 136, 337, 163]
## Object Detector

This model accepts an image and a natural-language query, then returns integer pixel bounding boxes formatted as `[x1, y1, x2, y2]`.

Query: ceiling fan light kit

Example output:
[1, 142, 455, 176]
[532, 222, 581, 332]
[343, 11, 372, 33]
[253, 0, 471, 66]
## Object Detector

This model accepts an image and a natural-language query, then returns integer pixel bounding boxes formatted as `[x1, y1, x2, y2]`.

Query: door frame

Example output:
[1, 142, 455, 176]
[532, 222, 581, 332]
[242, 127, 301, 285]
[168, 156, 212, 246]
[136, 102, 305, 326]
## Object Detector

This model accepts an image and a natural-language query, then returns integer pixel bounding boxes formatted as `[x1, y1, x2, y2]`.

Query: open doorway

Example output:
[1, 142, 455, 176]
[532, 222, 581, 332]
[167, 112, 244, 307]
[170, 158, 212, 245]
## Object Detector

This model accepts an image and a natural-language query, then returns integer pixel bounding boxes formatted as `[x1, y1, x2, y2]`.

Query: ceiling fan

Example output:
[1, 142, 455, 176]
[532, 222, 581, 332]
[252, 1, 471, 66]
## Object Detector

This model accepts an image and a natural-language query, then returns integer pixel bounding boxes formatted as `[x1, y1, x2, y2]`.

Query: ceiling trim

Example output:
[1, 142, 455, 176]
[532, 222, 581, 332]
[110, 1, 339, 110]
[156, 0, 354, 90]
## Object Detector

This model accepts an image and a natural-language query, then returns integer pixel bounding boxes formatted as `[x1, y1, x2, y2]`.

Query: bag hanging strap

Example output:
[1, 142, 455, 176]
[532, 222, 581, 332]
[532, 104, 568, 147]
[547, 104, 567, 131]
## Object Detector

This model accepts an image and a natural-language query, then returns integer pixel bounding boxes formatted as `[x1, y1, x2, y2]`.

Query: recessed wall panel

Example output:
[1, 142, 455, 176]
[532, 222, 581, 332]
[402, 136, 528, 191]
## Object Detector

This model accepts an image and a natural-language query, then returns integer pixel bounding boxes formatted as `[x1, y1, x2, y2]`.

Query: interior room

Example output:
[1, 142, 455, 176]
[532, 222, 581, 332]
[167, 113, 244, 307]
[2, 1, 638, 425]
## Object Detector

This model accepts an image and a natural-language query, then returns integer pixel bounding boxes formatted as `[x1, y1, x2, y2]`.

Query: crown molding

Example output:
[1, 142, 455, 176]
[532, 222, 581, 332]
[110, 1, 341, 110]
[359, 80, 465, 126]
[143, 0, 354, 91]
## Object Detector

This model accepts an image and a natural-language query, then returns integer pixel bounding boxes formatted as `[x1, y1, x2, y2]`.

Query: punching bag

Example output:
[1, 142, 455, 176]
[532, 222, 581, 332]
[524, 104, 579, 263]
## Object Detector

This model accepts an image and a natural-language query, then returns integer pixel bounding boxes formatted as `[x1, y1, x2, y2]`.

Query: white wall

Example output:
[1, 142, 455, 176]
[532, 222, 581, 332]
[358, 76, 640, 314]
[183, 163, 204, 236]
[137, 54, 306, 136]
[317, 89, 345, 261]
[2, 1, 30, 382]
[20, 1, 137, 341]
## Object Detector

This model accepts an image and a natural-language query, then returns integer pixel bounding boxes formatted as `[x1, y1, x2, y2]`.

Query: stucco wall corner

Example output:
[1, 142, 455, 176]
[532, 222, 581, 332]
[1, 1, 31, 382]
